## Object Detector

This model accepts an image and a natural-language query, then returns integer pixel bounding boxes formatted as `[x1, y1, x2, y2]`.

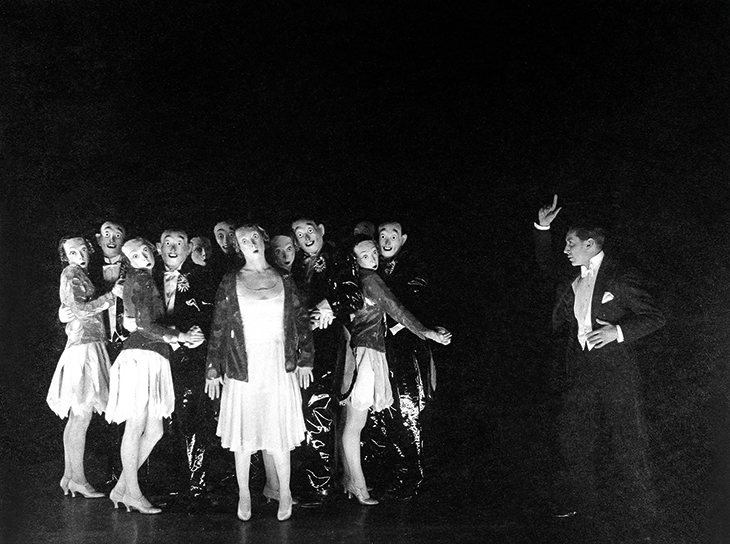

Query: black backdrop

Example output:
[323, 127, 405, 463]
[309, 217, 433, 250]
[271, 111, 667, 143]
[1, 0, 729, 539]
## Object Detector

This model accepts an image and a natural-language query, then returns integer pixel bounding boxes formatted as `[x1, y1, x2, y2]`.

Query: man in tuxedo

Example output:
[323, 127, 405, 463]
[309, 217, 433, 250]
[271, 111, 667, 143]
[152, 228, 216, 507]
[535, 196, 665, 540]
[290, 217, 364, 505]
[87, 221, 129, 357]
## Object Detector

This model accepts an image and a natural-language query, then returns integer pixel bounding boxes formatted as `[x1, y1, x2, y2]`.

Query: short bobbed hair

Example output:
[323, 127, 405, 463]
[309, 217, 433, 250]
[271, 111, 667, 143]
[58, 236, 94, 264]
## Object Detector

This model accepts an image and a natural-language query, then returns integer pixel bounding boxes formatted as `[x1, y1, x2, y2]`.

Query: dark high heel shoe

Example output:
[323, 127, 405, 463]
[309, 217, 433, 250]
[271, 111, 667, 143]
[121, 494, 162, 515]
[263, 485, 299, 505]
[345, 481, 378, 506]
[109, 486, 125, 509]
[68, 480, 105, 499]
[277, 494, 293, 521]
[237, 493, 252, 521]
[60, 477, 70, 496]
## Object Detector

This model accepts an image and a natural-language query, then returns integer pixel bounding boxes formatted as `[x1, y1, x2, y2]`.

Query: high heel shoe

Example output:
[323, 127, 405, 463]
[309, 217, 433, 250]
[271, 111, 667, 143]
[263, 485, 299, 505]
[341, 476, 373, 493]
[60, 477, 70, 496]
[277, 494, 293, 521]
[237, 493, 252, 521]
[345, 481, 378, 506]
[121, 494, 162, 515]
[109, 486, 125, 509]
[68, 480, 105, 499]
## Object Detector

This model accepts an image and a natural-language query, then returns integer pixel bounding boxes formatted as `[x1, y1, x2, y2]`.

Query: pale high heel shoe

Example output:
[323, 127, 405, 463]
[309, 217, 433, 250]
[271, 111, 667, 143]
[68, 480, 105, 499]
[237, 493, 252, 521]
[109, 486, 125, 509]
[263, 485, 299, 505]
[59, 476, 71, 496]
[277, 493, 293, 522]
[121, 494, 162, 515]
[345, 481, 378, 506]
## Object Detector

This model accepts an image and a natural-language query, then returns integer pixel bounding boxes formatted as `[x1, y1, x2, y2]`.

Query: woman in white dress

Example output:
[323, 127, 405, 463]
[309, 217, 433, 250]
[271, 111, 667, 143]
[205, 224, 314, 522]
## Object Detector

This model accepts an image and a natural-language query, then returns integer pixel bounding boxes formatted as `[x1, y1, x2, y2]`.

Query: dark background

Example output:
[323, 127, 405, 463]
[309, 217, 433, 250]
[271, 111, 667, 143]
[1, 1, 729, 542]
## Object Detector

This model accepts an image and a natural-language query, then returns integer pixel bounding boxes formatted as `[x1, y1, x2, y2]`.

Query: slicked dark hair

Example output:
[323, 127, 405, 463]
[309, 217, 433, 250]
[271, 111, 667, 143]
[567, 225, 607, 249]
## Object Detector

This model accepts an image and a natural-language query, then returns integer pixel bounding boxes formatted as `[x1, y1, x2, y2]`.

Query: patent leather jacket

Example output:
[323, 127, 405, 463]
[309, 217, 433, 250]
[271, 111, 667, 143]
[291, 241, 363, 321]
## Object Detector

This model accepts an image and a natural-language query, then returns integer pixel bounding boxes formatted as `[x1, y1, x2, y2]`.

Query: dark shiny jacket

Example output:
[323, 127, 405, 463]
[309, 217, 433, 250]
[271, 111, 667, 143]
[350, 269, 428, 352]
[291, 241, 363, 320]
[122, 268, 179, 358]
[205, 270, 314, 381]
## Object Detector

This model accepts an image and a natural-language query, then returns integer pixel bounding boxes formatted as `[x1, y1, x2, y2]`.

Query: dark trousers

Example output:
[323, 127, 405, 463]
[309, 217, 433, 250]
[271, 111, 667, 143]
[167, 350, 217, 497]
[361, 334, 430, 495]
[558, 344, 655, 523]
[291, 326, 341, 498]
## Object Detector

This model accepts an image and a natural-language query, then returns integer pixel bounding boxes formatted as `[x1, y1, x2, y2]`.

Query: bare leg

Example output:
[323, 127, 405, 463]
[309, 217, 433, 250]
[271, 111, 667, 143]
[234, 450, 253, 520]
[113, 415, 163, 498]
[342, 404, 369, 491]
[62, 418, 74, 483]
[66, 411, 93, 484]
[263, 452, 279, 492]
[269, 449, 293, 520]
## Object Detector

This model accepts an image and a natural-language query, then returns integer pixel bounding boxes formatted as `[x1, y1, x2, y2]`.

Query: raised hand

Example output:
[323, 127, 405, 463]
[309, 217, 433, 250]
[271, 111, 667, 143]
[538, 194, 562, 227]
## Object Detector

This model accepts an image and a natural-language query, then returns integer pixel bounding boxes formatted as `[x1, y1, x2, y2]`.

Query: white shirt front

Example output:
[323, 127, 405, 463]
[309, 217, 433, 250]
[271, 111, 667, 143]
[572, 251, 604, 350]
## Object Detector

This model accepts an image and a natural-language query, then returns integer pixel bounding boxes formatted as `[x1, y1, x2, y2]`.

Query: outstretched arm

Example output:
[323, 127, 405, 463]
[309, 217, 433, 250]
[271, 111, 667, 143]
[366, 274, 451, 345]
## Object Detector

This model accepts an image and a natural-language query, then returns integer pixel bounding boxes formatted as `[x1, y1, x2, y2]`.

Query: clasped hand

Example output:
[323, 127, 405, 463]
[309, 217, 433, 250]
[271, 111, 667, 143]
[587, 319, 618, 349]
[182, 325, 205, 348]
[310, 306, 334, 329]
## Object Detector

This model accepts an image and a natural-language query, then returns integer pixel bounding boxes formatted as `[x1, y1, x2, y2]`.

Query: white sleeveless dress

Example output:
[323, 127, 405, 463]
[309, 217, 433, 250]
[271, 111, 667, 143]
[216, 287, 306, 453]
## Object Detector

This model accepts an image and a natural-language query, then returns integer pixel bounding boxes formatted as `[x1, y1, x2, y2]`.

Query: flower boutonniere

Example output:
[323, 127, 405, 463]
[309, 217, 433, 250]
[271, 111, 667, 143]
[313, 256, 327, 274]
[177, 273, 191, 292]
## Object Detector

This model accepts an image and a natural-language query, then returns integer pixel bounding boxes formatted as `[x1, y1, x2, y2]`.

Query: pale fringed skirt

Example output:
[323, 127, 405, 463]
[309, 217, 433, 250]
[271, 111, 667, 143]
[217, 291, 305, 453]
[346, 347, 394, 412]
[105, 349, 175, 423]
[46, 342, 111, 418]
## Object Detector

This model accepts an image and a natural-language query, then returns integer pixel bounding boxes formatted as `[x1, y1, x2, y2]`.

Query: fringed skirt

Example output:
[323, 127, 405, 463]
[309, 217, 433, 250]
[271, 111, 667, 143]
[105, 349, 175, 423]
[345, 347, 394, 412]
[46, 342, 111, 418]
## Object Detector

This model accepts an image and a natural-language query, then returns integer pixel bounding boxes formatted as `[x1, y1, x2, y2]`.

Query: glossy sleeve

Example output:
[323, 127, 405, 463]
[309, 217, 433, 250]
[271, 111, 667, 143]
[205, 276, 232, 379]
[365, 273, 428, 340]
[290, 281, 314, 368]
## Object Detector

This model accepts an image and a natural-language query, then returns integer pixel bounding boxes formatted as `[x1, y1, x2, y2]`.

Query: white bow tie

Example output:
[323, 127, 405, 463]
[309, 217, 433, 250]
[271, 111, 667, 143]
[580, 265, 594, 278]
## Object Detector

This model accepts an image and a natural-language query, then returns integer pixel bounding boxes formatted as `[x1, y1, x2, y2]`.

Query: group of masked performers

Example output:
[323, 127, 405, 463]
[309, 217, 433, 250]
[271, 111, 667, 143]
[47, 218, 451, 521]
